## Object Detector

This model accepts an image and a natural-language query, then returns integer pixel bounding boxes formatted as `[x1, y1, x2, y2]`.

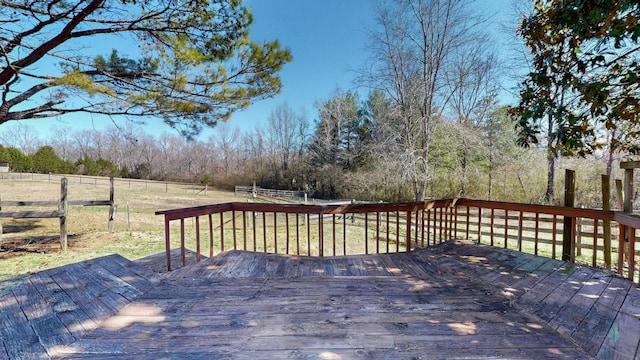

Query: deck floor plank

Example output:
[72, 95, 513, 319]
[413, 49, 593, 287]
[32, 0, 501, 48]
[3, 240, 640, 359]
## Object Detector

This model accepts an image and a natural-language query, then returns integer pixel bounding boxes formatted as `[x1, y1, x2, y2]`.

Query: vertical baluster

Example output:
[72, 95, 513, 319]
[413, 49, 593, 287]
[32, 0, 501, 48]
[220, 212, 225, 252]
[552, 215, 557, 259]
[454, 205, 458, 239]
[333, 214, 337, 256]
[421, 208, 426, 247]
[477, 207, 482, 244]
[274, 212, 278, 254]
[444, 207, 449, 240]
[376, 212, 380, 254]
[343, 212, 347, 255]
[296, 213, 300, 255]
[518, 211, 523, 252]
[396, 211, 400, 252]
[252, 211, 257, 252]
[195, 216, 201, 261]
[232, 210, 237, 250]
[180, 218, 186, 267]
[504, 210, 509, 249]
[592, 219, 598, 267]
[426, 209, 431, 246]
[465, 206, 470, 239]
[263, 212, 267, 253]
[628, 228, 635, 281]
[319, 213, 324, 257]
[242, 211, 247, 251]
[415, 210, 419, 247]
[164, 216, 171, 271]
[208, 214, 213, 257]
[618, 224, 626, 276]
[490, 208, 495, 247]
[438, 208, 443, 243]
[386, 211, 391, 253]
[365, 212, 369, 255]
[534, 213, 540, 256]
[307, 213, 311, 256]
[286, 213, 290, 255]
[571, 217, 577, 262]
[406, 210, 412, 252]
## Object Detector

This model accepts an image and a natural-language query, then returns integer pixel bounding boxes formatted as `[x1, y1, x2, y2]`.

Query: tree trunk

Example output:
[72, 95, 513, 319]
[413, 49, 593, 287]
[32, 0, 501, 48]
[545, 113, 555, 203]
[461, 143, 468, 197]
[545, 152, 555, 203]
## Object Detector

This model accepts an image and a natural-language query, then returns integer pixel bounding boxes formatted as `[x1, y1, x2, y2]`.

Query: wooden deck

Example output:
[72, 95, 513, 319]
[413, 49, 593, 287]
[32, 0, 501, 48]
[1, 240, 638, 359]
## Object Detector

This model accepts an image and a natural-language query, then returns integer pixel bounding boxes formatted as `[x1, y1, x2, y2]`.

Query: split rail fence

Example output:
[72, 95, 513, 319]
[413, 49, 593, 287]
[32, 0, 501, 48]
[0, 177, 115, 250]
[156, 198, 640, 283]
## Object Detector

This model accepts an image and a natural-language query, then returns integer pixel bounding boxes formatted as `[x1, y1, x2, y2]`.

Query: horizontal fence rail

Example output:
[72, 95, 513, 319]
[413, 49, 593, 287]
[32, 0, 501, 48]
[156, 198, 640, 283]
[234, 185, 306, 200]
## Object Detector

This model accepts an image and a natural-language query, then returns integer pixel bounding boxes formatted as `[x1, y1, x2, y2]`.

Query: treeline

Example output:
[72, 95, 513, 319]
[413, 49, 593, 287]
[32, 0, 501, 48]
[0, 90, 617, 207]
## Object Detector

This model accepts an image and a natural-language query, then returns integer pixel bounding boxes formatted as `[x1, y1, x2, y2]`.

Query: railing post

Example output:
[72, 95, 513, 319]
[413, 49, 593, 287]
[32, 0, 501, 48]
[562, 169, 576, 262]
[165, 215, 172, 271]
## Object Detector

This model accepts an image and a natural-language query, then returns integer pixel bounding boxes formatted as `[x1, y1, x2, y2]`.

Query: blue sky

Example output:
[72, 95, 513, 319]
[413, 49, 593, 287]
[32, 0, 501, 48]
[2, 0, 519, 142]
[203, 0, 518, 138]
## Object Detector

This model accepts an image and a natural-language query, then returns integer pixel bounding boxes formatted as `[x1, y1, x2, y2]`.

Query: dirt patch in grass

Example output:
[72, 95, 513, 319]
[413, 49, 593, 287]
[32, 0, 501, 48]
[0, 232, 121, 258]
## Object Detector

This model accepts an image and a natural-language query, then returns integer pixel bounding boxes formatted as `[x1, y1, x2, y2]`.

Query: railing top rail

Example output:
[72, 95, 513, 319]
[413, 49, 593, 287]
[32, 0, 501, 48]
[457, 199, 616, 221]
[155, 199, 458, 221]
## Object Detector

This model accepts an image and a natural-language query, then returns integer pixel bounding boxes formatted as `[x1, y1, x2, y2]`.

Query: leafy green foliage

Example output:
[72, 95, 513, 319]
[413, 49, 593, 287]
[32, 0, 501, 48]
[0, 0, 291, 137]
[511, 0, 640, 155]
[0, 146, 33, 172]
[31, 146, 76, 174]
[76, 157, 120, 177]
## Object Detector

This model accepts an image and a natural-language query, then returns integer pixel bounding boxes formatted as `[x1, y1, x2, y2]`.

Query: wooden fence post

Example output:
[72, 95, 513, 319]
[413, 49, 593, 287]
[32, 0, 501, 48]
[562, 169, 575, 262]
[108, 177, 115, 231]
[615, 179, 624, 209]
[602, 174, 612, 269]
[59, 177, 68, 251]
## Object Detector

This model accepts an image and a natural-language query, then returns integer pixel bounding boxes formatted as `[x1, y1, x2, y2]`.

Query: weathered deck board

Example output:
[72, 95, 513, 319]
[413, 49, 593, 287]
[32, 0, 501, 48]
[420, 240, 640, 359]
[2, 240, 639, 359]
[0, 254, 160, 359]
[57, 274, 588, 359]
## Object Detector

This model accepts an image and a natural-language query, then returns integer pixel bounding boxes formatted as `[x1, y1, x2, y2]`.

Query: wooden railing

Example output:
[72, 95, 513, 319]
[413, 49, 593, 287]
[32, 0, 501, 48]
[455, 199, 639, 282]
[156, 198, 640, 283]
[155, 199, 457, 271]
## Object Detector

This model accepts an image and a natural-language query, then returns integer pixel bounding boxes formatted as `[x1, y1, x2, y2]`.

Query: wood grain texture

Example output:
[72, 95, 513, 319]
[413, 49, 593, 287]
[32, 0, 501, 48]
[2, 240, 638, 359]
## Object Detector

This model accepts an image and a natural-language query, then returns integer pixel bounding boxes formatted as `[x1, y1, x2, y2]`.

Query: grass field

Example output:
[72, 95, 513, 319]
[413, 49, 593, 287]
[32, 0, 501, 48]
[0, 175, 249, 284]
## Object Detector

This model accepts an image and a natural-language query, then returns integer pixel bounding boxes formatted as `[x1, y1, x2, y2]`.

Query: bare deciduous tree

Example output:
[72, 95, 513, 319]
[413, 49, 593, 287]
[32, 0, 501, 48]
[362, 0, 486, 201]
[266, 103, 309, 175]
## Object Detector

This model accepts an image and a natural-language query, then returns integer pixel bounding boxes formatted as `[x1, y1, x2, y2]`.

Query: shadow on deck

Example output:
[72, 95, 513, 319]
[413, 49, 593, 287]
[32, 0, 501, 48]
[1, 240, 638, 359]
